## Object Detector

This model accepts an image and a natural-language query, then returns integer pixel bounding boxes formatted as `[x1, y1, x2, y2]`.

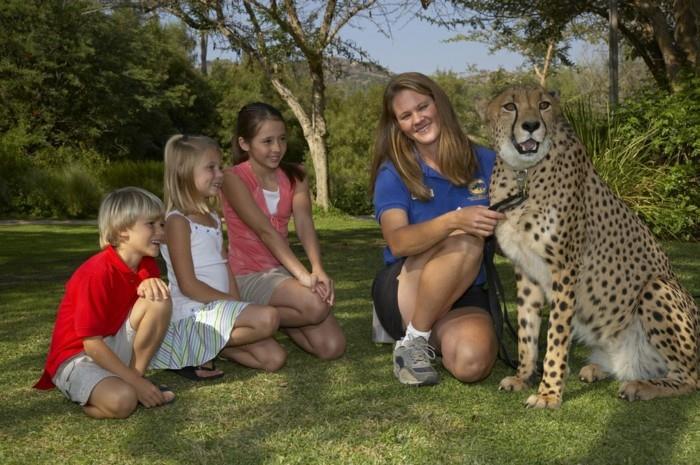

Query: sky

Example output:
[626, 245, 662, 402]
[208, 15, 528, 75]
[338, 16, 526, 74]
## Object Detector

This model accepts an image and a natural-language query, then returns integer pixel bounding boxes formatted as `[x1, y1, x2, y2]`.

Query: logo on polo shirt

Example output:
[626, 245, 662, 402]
[467, 178, 488, 199]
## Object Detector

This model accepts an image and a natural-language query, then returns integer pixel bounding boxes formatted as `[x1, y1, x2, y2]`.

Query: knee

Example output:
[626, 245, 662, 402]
[146, 297, 172, 321]
[302, 297, 331, 326]
[103, 387, 139, 419]
[448, 346, 495, 383]
[315, 332, 346, 361]
[262, 345, 287, 372]
[443, 234, 484, 261]
[257, 305, 281, 337]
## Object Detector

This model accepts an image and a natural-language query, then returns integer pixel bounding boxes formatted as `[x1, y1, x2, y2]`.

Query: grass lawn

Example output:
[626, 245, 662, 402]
[1, 217, 699, 465]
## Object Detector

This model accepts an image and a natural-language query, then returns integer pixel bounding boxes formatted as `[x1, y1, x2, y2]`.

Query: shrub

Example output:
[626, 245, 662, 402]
[564, 99, 700, 239]
[613, 76, 700, 164]
[101, 160, 165, 200]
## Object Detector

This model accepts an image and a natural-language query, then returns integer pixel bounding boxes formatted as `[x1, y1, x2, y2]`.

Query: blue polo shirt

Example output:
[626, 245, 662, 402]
[373, 145, 496, 284]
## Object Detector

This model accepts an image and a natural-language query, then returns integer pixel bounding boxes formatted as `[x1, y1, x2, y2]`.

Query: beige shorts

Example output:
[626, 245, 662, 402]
[52, 316, 135, 406]
[236, 267, 293, 304]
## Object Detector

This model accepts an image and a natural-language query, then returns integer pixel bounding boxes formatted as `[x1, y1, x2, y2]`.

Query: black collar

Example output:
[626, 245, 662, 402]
[490, 169, 528, 213]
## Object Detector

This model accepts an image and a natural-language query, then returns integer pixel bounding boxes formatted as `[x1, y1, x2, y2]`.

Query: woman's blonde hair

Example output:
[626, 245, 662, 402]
[370, 72, 477, 200]
[163, 134, 221, 214]
[98, 187, 164, 248]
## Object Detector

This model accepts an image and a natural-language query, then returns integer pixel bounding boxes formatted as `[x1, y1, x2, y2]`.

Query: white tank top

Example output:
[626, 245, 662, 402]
[263, 188, 280, 215]
[160, 211, 229, 321]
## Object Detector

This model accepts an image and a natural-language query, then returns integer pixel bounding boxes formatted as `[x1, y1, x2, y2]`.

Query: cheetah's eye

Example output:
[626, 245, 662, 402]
[503, 103, 516, 112]
[539, 101, 551, 110]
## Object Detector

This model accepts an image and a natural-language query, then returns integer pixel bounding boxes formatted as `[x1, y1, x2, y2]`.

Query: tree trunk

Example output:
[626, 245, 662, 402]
[200, 31, 208, 75]
[269, 76, 331, 210]
[534, 41, 554, 87]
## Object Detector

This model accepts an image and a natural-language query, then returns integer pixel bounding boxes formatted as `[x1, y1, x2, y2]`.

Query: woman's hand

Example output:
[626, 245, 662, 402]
[452, 205, 506, 237]
[137, 278, 170, 301]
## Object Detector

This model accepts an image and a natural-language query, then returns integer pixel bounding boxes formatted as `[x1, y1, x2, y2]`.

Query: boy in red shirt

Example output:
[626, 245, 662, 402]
[35, 187, 175, 419]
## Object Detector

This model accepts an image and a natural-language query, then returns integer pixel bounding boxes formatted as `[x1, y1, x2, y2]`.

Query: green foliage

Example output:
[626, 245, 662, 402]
[613, 76, 700, 163]
[101, 160, 165, 200]
[0, 0, 216, 160]
[564, 99, 700, 239]
[325, 81, 385, 215]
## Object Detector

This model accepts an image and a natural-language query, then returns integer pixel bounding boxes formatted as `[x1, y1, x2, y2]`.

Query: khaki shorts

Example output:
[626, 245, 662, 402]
[52, 317, 135, 406]
[236, 267, 293, 304]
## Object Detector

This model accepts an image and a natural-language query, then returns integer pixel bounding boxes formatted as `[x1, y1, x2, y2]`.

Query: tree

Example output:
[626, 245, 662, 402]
[0, 0, 217, 160]
[444, 19, 581, 87]
[134, 0, 410, 209]
[426, 0, 700, 92]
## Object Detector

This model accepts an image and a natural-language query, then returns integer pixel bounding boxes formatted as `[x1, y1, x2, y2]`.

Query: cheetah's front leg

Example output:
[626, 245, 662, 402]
[526, 270, 577, 409]
[499, 269, 544, 393]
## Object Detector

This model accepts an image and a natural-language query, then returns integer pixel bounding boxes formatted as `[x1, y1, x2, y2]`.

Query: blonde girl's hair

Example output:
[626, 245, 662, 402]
[98, 187, 164, 248]
[163, 134, 222, 214]
[370, 72, 477, 200]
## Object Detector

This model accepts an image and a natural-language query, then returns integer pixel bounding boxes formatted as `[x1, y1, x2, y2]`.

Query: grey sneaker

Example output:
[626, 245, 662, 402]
[393, 336, 439, 386]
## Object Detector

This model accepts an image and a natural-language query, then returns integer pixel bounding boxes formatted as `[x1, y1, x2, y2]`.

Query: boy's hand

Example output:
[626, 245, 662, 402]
[133, 377, 168, 408]
[137, 278, 170, 301]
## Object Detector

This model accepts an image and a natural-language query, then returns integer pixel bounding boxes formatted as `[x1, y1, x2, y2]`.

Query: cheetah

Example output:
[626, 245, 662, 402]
[479, 85, 699, 409]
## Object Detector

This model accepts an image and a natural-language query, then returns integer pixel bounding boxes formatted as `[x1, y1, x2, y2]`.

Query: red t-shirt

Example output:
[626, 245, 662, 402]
[34, 246, 160, 390]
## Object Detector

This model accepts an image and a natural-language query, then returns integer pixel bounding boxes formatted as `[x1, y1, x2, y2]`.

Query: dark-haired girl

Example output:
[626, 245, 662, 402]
[222, 102, 346, 360]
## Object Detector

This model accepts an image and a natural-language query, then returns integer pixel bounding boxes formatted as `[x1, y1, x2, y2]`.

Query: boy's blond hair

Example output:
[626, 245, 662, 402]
[98, 187, 165, 248]
[163, 134, 221, 214]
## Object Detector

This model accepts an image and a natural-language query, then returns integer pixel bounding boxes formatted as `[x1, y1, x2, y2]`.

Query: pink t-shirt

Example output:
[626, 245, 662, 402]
[222, 161, 294, 275]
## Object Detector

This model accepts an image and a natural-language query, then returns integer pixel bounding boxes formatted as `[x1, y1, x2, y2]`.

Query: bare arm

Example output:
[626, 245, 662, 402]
[291, 177, 334, 304]
[291, 178, 323, 272]
[82, 337, 165, 407]
[165, 214, 234, 303]
[222, 170, 313, 285]
[381, 206, 505, 257]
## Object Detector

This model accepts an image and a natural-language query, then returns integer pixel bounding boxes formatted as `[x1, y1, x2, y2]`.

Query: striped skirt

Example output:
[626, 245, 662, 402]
[149, 299, 248, 369]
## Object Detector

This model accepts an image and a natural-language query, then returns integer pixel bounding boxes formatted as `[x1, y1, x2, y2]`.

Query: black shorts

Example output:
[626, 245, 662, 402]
[371, 258, 490, 341]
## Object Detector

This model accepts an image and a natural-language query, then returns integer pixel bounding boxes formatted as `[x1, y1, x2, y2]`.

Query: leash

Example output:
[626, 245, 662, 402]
[484, 171, 528, 369]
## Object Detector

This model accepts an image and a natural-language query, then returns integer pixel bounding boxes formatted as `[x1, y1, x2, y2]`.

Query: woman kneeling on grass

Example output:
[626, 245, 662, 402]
[370, 72, 505, 387]
[221, 102, 345, 361]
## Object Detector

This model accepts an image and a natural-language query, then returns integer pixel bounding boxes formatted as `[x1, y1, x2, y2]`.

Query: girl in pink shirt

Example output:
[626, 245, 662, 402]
[222, 102, 345, 360]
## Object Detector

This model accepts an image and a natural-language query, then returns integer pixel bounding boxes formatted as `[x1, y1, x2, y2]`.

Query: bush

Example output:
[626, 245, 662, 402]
[613, 76, 700, 163]
[101, 160, 165, 200]
[564, 99, 700, 239]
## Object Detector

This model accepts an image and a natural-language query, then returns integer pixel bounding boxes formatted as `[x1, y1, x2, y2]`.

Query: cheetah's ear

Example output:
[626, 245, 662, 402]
[474, 97, 489, 122]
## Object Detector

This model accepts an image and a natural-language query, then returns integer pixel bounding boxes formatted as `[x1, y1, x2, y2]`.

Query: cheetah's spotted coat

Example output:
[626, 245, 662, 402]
[482, 86, 699, 408]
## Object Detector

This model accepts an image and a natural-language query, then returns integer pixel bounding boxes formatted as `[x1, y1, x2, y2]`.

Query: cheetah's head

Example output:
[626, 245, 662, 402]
[479, 85, 559, 171]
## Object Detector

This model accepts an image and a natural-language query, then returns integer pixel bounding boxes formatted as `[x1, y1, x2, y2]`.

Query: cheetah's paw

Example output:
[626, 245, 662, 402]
[579, 364, 607, 383]
[525, 393, 562, 409]
[499, 376, 530, 392]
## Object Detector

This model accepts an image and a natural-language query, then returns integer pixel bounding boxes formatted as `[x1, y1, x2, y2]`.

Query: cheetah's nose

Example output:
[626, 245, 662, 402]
[522, 121, 541, 133]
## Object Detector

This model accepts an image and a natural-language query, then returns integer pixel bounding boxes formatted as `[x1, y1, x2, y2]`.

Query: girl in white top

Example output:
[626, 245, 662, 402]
[150, 134, 286, 380]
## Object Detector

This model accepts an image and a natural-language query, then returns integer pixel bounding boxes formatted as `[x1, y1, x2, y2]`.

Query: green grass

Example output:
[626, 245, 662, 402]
[1, 218, 699, 465]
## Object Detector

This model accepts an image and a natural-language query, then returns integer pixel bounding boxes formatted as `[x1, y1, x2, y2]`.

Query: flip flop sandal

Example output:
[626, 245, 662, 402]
[169, 363, 224, 382]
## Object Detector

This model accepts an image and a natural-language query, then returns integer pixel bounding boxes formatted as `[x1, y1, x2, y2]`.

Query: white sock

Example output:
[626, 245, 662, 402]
[403, 322, 431, 343]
